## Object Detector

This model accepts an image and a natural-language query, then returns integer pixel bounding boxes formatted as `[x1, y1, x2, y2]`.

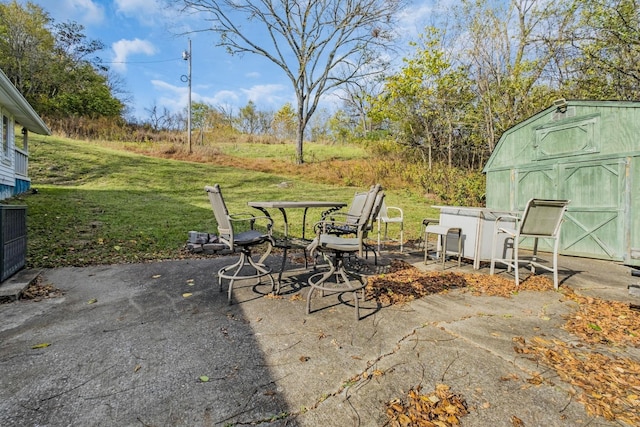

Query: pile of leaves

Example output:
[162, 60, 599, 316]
[514, 336, 640, 425]
[385, 383, 469, 427]
[365, 260, 467, 305]
[562, 287, 640, 347]
[371, 260, 640, 425]
[511, 290, 640, 425]
[21, 275, 64, 301]
[366, 260, 555, 305]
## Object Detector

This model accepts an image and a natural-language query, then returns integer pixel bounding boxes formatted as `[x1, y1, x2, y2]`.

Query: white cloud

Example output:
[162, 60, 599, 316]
[33, 0, 105, 25]
[245, 72, 261, 79]
[240, 84, 288, 107]
[151, 79, 239, 109]
[112, 39, 157, 72]
[115, 0, 166, 26]
[115, 0, 158, 15]
[397, 2, 436, 43]
[149, 80, 186, 112]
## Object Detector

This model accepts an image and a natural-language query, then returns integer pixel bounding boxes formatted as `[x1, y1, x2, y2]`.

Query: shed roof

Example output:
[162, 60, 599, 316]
[483, 99, 640, 173]
[0, 68, 50, 135]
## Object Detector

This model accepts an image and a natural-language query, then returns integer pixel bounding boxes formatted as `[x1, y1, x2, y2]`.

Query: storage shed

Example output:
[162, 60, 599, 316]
[483, 100, 640, 267]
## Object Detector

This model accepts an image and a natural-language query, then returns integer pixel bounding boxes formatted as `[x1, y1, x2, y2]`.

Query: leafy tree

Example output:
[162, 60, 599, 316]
[236, 101, 260, 134]
[191, 102, 216, 131]
[0, 0, 54, 99]
[453, 0, 571, 151]
[271, 103, 296, 140]
[566, 0, 640, 100]
[370, 28, 474, 168]
[176, 0, 404, 163]
[327, 109, 357, 143]
[0, 1, 123, 119]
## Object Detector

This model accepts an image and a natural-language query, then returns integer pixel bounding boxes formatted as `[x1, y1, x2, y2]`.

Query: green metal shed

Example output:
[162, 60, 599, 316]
[483, 100, 640, 267]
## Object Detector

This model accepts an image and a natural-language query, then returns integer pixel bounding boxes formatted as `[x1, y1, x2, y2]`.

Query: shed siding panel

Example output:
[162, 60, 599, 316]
[561, 210, 621, 258]
[515, 166, 556, 210]
[630, 157, 640, 265]
[485, 170, 511, 209]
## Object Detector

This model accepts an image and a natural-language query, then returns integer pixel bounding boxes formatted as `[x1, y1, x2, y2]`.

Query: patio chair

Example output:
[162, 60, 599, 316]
[319, 186, 385, 262]
[377, 200, 404, 252]
[320, 191, 368, 236]
[490, 198, 570, 289]
[306, 184, 383, 319]
[205, 185, 276, 303]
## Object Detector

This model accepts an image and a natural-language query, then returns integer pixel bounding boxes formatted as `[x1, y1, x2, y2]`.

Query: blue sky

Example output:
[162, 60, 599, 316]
[19, 0, 433, 121]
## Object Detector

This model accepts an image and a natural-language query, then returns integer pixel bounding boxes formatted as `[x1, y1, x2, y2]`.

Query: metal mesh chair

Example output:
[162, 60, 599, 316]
[205, 185, 275, 303]
[318, 186, 384, 262]
[377, 200, 404, 252]
[306, 184, 383, 319]
[490, 198, 570, 289]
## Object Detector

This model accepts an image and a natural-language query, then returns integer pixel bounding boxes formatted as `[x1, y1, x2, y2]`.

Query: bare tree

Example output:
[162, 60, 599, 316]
[176, 0, 404, 163]
[338, 76, 385, 137]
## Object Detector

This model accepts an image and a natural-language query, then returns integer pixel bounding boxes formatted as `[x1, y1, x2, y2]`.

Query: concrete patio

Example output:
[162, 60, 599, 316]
[0, 246, 636, 426]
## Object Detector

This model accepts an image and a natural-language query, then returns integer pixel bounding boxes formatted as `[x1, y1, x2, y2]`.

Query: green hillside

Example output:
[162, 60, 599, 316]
[11, 136, 436, 268]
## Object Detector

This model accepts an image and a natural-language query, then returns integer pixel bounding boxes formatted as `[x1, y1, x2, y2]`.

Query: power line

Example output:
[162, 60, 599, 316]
[101, 58, 181, 65]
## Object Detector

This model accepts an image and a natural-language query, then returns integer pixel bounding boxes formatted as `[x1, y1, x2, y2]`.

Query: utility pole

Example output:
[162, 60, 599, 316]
[182, 39, 192, 154]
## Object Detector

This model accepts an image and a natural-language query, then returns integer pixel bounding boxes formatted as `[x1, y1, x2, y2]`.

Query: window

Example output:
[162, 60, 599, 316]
[2, 115, 8, 157]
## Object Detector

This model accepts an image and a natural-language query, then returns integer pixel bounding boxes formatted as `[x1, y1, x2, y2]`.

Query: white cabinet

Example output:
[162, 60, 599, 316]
[435, 206, 517, 269]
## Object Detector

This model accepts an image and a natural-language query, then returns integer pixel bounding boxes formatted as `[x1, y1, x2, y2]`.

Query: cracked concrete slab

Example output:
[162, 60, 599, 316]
[0, 252, 635, 426]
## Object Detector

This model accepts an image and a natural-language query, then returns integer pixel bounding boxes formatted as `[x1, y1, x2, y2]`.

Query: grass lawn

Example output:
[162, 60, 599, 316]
[11, 135, 439, 269]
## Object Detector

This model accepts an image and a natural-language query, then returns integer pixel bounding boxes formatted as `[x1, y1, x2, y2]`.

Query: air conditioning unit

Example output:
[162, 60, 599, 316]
[0, 205, 27, 282]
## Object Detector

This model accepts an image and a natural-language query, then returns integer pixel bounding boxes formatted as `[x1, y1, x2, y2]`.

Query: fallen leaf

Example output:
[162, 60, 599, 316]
[134, 364, 141, 372]
[32, 343, 51, 349]
[511, 415, 525, 426]
[87, 298, 97, 304]
[152, 274, 161, 279]
[182, 292, 192, 298]
[199, 375, 209, 382]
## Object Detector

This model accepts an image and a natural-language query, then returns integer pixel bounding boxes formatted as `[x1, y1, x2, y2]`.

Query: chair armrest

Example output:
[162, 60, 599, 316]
[380, 206, 403, 219]
[228, 214, 274, 233]
[493, 214, 519, 236]
[312, 219, 362, 238]
[494, 214, 519, 223]
[320, 211, 359, 223]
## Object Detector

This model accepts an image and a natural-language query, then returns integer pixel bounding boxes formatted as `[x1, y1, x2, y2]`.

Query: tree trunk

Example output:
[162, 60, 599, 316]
[296, 111, 305, 164]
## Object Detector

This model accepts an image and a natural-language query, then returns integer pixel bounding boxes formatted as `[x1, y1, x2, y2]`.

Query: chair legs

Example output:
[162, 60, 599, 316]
[424, 225, 462, 269]
[377, 220, 404, 253]
[218, 246, 275, 304]
[491, 234, 561, 290]
[307, 251, 365, 320]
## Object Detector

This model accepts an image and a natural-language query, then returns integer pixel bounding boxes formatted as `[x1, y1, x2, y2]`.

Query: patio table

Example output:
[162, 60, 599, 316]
[248, 201, 346, 240]
[248, 200, 347, 287]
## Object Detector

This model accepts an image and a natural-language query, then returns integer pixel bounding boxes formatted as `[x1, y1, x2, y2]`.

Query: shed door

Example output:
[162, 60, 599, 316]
[515, 159, 627, 260]
[558, 159, 626, 260]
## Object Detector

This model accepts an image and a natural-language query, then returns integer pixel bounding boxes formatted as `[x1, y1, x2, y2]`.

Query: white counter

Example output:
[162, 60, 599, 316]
[434, 206, 518, 269]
